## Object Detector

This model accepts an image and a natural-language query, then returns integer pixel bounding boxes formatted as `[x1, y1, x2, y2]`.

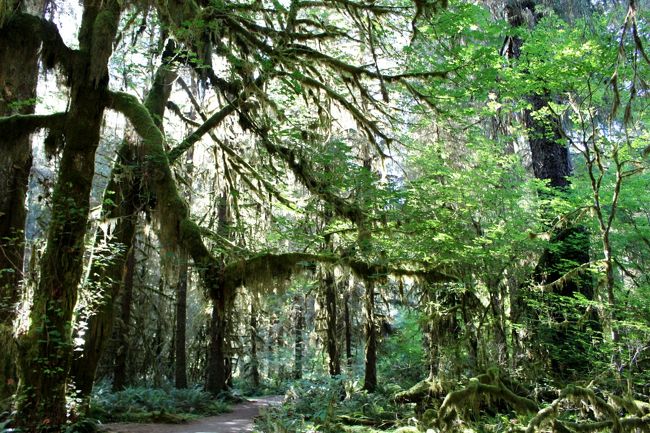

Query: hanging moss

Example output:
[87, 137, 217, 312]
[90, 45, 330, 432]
[0, 12, 75, 80]
[222, 252, 333, 293]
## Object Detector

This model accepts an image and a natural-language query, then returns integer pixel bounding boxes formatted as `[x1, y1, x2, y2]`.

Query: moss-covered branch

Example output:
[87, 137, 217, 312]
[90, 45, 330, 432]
[394, 377, 447, 404]
[167, 98, 246, 163]
[222, 252, 453, 293]
[222, 252, 334, 292]
[433, 375, 641, 433]
[536, 260, 605, 292]
[261, 137, 364, 223]
[106, 90, 223, 298]
[283, 43, 449, 83]
[170, 77, 296, 209]
[0, 112, 66, 143]
[0, 12, 76, 78]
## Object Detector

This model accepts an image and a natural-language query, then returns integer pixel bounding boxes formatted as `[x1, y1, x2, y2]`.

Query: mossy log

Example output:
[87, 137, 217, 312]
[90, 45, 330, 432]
[525, 385, 622, 433]
[434, 375, 649, 433]
[394, 377, 447, 404]
[608, 393, 650, 417]
[437, 372, 538, 429]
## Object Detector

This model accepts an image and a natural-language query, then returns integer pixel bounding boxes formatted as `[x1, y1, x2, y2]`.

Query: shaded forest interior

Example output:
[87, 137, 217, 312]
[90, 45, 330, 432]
[1, 0, 650, 432]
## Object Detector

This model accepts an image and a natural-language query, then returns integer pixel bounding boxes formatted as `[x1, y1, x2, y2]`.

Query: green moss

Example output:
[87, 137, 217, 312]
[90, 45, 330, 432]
[89, 4, 120, 86]
[421, 409, 437, 428]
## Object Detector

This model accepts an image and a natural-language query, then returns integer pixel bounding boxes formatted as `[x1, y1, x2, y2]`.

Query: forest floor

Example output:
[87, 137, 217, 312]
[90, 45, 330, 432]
[101, 395, 284, 433]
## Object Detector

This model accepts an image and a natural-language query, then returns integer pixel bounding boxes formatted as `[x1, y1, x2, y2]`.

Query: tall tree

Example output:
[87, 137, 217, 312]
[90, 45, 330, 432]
[505, 0, 595, 377]
[13, 1, 122, 429]
[0, 0, 44, 408]
[324, 270, 341, 376]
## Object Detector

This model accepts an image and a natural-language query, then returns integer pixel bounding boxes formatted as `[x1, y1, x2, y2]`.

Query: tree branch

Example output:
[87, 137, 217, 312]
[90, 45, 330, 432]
[168, 97, 249, 163]
[0, 112, 66, 143]
[106, 90, 224, 298]
[1, 13, 76, 78]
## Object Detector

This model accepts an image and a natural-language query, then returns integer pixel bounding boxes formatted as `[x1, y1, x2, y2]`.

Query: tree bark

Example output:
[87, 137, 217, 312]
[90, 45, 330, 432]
[506, 0, 594, 378]
[206, 294, 227, 394]
[205, 194, 230, 395]
[15, 2, 121, 430]
[0, 2, 42, 408]
[363, 279, 377, 392]
[344, 291, 353, 370]
[174, 250, 189, 389]
[324, 270, 340, 376]
[293, 295, 304, 380]
[112, 241, 135, 392]
[249, 301, 260, 388]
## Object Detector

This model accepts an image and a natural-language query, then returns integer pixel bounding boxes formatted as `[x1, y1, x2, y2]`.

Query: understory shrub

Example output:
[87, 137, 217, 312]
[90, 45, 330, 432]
[253, 377, 416, 433]
[88, 386, 230, 423]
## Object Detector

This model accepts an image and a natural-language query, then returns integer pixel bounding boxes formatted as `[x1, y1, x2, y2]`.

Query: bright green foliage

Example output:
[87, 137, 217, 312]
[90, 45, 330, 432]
[255, 377, 415, 433]
[377, 310, 427, 388]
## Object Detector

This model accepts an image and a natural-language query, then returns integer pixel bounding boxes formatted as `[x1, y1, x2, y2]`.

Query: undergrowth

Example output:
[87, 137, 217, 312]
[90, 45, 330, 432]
[88, 386, 230, 423]
[253, 376, 417, 433]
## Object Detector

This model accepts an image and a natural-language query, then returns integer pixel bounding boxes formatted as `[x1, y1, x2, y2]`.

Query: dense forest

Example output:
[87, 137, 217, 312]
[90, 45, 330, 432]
[0, 0, 649, 432]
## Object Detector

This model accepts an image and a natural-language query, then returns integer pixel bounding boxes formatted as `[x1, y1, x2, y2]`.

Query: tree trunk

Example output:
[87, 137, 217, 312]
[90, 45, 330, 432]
[363, 279, 377, 392]
[506, 0, 594, 378]
[249, 301, 260, 388]
[488, 286, 509, 368]
[344, 291, 353, 370]
[15, 3, 121, 430]
[112, 242, 135, 392]
[293, 295, 304, 380]
[70, 144, 138, 405]
[206, 294, 227, 394]
[324, 270, 340, 376]
[0, 2, 42, 408]
[174, 250, 189, 388]
[205, 194, 229, 395]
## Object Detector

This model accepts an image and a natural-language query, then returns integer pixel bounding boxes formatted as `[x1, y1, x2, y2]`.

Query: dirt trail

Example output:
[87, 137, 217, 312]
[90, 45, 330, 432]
[102, 396, 283, 433]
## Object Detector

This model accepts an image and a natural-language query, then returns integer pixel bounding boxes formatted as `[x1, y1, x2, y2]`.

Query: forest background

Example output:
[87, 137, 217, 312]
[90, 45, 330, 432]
[0, 0, 649, 432]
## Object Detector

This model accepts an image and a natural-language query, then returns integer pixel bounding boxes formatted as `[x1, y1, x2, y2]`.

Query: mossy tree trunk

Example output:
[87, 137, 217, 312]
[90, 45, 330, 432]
[249, 301, 261, 388]
[324, 270, 340, 376]
[293, 294, 304, 380]
[344, 290, 353, 370]
[0, 1, 45, 408]
[175, 250, 189, 389]
[488, 281, 509, 368]
[207, 293, 229, 394]
[112, 245, 135, 392]
[206, 193, 230, 395]
[174, 86, 194, 389]
[15, 1, 121, 430]
[363, 278, 377, 392]
[69, 143, 139, 405]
